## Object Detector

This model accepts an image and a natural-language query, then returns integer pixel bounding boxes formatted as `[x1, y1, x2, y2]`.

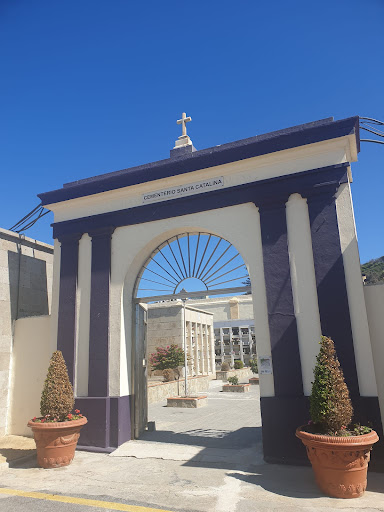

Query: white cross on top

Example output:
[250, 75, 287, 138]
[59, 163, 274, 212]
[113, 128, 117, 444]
[177, 112, 192, 137]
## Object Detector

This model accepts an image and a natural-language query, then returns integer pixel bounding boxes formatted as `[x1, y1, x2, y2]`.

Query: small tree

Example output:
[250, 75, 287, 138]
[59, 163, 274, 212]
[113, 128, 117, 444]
[234, 360, 244, 369]
[40, 351, 75, 421]
[249, 357, 258, 374]
[310, 336, 353, 434]
[228, 376, 239, 385]
[150, 345, 185, 378]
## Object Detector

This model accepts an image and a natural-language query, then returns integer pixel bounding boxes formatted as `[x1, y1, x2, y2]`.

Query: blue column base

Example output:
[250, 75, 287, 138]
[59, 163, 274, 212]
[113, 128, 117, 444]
[75, 395, 132, 451]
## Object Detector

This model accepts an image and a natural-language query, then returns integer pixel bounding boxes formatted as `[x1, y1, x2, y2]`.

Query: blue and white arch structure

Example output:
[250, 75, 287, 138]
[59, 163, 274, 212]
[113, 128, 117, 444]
[39, 116, 383, 468]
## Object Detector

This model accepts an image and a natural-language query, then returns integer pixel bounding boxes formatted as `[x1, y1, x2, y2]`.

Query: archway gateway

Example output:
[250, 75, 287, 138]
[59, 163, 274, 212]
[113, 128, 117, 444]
[133, 231, 252, 439]
[39, 116, 383, 466]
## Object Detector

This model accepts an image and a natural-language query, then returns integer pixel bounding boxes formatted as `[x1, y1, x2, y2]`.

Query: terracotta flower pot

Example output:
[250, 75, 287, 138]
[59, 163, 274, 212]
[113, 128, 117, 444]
[28, 416, 87, 469]
[296, 427, 379, 498]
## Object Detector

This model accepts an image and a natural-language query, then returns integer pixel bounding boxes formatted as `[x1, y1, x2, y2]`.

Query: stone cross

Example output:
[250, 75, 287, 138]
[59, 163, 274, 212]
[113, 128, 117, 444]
[177, 112, 192, 137]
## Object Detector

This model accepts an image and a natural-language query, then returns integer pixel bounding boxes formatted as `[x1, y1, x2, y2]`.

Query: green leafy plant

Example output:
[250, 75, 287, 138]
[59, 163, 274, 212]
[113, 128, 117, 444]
[228, 376, 239, 385]
[309, 336, 353, 434]
[249, 357, 258, 374]
[35, 350, 80, 423]
[221, 362, 230, 371]
[234, 360, 244, 369]
[150, 345, 185, 378]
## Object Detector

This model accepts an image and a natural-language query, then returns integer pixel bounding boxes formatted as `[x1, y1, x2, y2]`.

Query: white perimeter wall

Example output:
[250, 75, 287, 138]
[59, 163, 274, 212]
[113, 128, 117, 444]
[8, 315, 51, 436]
[364, 284, 384, 429]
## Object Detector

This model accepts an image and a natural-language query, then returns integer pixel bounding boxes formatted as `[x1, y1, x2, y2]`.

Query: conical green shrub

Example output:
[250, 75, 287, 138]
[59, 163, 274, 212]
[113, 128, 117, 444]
[40, 350, 74, 421]
[310, 336, 353, 433]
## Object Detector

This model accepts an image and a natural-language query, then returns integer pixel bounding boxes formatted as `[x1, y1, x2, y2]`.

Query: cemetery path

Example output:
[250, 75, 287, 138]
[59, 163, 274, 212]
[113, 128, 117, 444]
[111, 379, 263, 465]
[0, 380, 383, 511]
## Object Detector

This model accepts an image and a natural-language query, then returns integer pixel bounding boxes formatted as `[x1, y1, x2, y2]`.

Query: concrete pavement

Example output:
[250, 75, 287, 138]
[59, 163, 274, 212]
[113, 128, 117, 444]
[0, 380, 383, 511]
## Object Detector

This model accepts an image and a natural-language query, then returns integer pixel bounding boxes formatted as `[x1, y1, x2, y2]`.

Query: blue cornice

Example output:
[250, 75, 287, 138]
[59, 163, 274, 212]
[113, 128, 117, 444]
[38, 116, 359, 206]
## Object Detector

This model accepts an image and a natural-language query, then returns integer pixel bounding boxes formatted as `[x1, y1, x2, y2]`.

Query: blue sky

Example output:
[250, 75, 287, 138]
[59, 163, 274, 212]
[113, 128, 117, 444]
[1, 0, 383, 263]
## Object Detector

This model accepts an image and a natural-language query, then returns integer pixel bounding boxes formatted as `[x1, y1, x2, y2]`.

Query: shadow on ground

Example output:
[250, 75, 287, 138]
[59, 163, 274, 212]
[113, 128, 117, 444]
[139, 426, 262, 450]
[0, 448, 36, 463]
[226, 463, 383, 499]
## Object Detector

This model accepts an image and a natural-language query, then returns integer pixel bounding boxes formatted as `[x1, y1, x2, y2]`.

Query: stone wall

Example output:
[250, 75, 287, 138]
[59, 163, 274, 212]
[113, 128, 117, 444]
[0, 228, 53, 436]
[148, 375, 211, 404]
[215, 367, 254, 382]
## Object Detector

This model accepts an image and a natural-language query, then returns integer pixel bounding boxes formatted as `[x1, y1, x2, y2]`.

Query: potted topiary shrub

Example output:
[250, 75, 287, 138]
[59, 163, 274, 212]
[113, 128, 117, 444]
[249, 357, 259, 385]
[222, 375, 250, 393]
[234, 360, 244, 369]
[27, 350, 87, 469]
[296, 336, 379, 498]
[221, 362, 230, 371]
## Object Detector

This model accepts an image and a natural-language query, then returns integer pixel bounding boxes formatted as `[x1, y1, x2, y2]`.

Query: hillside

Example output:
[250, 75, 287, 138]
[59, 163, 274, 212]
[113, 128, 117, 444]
[361, 256, 384, 284]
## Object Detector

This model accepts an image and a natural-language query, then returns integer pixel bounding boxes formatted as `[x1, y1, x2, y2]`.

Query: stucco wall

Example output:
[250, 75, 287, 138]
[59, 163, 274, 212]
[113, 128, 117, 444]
[0, 228, 53, 436]
[8, 315, 52, 436]
[364, 283, 384, 429]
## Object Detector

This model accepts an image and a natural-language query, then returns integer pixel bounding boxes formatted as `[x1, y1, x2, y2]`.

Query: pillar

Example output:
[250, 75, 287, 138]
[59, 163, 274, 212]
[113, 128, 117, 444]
[57, 233, 82, 385]
[88, 226, 115, 397]
[306, 188, 359, 396]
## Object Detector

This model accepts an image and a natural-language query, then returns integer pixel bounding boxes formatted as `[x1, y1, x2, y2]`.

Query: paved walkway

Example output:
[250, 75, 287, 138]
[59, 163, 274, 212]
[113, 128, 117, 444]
[112, 379, 263, 464]
[0, 380, 383, 511]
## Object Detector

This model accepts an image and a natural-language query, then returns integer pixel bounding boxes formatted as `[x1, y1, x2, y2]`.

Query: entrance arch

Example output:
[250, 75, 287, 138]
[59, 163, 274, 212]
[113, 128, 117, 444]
[40, 116, 382, 466]
[131, 230, 255, 439]
[118, 206, 275, 444]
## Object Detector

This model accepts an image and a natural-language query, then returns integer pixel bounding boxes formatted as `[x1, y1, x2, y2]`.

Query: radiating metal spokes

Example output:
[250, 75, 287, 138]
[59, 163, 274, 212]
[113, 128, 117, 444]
[135, 232, 249, 299]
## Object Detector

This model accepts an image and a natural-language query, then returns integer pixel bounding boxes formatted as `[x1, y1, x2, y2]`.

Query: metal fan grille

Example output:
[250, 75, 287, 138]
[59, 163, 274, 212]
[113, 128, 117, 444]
[135, 232, 250, 299]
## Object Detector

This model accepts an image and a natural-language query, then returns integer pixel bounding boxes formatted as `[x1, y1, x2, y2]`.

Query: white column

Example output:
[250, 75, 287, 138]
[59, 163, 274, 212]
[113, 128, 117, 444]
[229, 328, 234, 367]
[194, 322, 199, 375]
[336, 183, 377, 396]
[249, 206, 275, 397]
[204, 324, 210, 375]
[75, 234, 92, 396]
[286, 193, 322, 396]
[220, 328, 224, 365]
[239, 330, 244, 363]
[50, 238, 61, 354]
[210, 324, 216, 373]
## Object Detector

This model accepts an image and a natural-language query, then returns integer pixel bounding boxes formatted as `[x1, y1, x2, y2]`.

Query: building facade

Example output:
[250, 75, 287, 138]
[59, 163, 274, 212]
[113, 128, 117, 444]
[187, 295, 256, 367]
[147, 302, 215, 377]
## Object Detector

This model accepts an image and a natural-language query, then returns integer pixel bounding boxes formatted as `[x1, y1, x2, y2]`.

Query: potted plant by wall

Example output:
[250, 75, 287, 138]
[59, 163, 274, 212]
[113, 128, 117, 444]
[222, 375, 250, 393]
[28, 350, 87, 469]
[150, 344, 185, 382]
[249, 357, 259, 385]
[234, 360, 244, 370]
[296, 336, 379, 498]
